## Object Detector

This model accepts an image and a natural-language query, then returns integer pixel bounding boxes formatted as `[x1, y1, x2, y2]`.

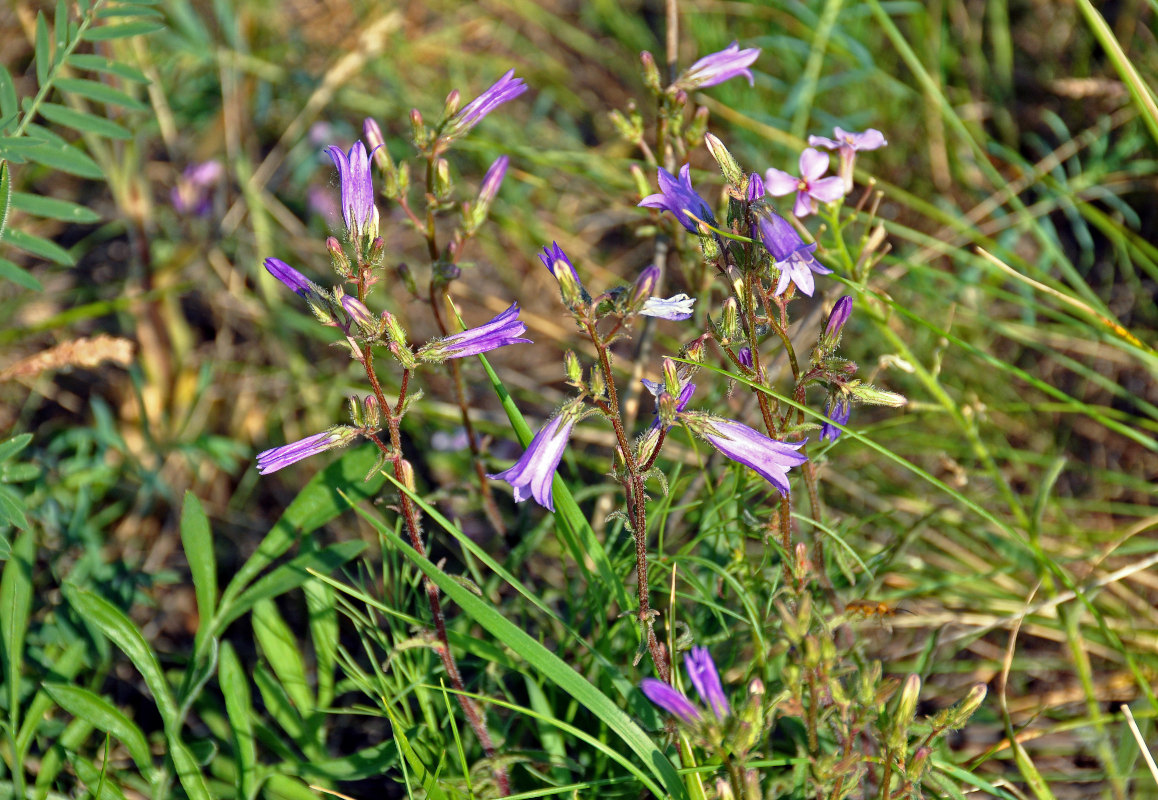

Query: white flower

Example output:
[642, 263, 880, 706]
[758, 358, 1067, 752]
[640, 293, 695, 321]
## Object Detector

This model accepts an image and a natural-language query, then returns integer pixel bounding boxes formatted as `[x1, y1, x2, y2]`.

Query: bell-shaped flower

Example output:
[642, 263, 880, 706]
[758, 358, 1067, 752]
[539, 241, 586, 308]
[639, 165, 715, 233]
[443, 70, 527, 140]
[264, 257, 315, 298]
[418, 303, 531, 362]
[488, 404, 580, 511]
[256, 426, 358, 475]
[673, 42, 761, 91]
[641, 293, 695, 321]
[640, 646, 730, 726]
[688, 414, 807, 496]
[326, 141, 379, 238]
[758, 213, 832, 297]
[764, 148, 846, 218]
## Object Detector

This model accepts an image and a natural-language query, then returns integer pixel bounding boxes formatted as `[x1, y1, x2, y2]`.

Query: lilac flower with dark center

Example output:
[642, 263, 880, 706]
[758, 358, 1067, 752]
[419, 303, 531, 361]
[820, 396, 851, 442]
[256, 426, 357, 474]
[764, 148, 846, 218]
[641, 293, 695, 321]
[639, 165, 715, 233]
[488, 409, 577, 511]
[264, 257, 315, 298]
[757, 213, 832, 297]
[697, 416, 807, 496]
[673, 42, 761, 91]
[685, 646, 730, 720]
[444, 70, 527, 139]
[640, 679, 702, 725]
[326, 141, 378, 237]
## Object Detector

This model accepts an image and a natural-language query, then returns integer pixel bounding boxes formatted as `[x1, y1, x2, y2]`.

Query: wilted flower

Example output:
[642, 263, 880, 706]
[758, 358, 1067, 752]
[820, 395, 851, 442]
[640, 646, 730, 726]
[639, 165, 715, 233]
[757, 213, 832, 297]
[256, 426, 358, 474]
[641, 293, 695, 321]
[417, 303, 531, 362]
[764, 148, 846, 217]
[808, 127, 887, 193]
[264, 257, 315, 298]
[673, 42, 761, 91]
[171, 160, 223, 217]
[691, 415, 807, 496]
[326, 141, 378, 238]
[488, 406, 578, 511]
[443, 69, 527, 140]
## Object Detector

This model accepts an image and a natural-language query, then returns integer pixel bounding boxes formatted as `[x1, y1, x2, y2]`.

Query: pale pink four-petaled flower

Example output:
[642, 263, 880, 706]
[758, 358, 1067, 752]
[764, 148, 846, 218]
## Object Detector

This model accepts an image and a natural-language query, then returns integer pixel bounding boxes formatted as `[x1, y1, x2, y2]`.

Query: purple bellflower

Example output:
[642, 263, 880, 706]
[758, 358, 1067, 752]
[477, 155, 509, 207]
[639, 165, 715, 233]
[257, 426, 357, 475]
[641, 293, 695, 321]
[820, 396, 851, 442]
[747, 171, 765, 202]
[539, 241, 586, 307]
[640, 646, 730, 726]
[264, 257, 315, 298]
[444, 70, 527, 139]
[809, 127, 887, 193]
[758, 213, 832, 297]
[326, 141, 378, 238]
[825, 295, 854, 339]
[418, 303, 531, 362]
[764, 148, 846, 218]
[696, 416, 807, 496]
[673, 42, 761, 91]
[488, 405, 579, 511]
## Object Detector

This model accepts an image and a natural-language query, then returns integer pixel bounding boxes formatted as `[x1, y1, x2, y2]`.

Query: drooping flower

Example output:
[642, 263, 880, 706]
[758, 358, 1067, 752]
[171, 160, 223, 217]
[640, 647, 731, 726]
[256, 426, 358, 475]
[539, 241, 586, 307]
[639, 165, 715, 233]
[691, 414, 807, 496]
[641, 293, 695, 321]
[444, 70, 527, 139]
[673, 42, 761, 91]
[418, 303, 531, 362]
[808, 127, 887, 193]
[326, 141, 378, 238]
[764, 148, 846, 217]
[820, 395, 851, 442]
[488, 406, 578, 511]
[757, 213, 832, 297]
[264, 257, 315, 298]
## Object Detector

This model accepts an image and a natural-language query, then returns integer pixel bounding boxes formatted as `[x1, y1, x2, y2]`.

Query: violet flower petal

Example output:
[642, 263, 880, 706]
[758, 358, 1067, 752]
[640, 678, 702, 725]
[488, 413, 575, 511]
[701, 418, 807, 496]
[684, 647, 730, 720]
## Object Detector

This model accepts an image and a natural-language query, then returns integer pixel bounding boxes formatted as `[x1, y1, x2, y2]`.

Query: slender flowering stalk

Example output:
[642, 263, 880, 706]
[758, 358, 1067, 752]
[256, 426, 358, 474]
[673, 42, 761, 91]
[688, 415, 808, 496]
[758, 213, 832, 297]
[418, 303, 531, 362]
[639, 165, 715, 233]
[641, 293, 695, 320]
[764, 148, 846, 218]
[489, 406, 578, 511]
[326, 141, 379, 238]
[443, 69, 527, 140]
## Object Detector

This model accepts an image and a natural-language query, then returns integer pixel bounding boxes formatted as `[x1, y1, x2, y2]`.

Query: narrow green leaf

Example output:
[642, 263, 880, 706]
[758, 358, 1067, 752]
[3, 227, 74, 265]
[169, 736, 213, 800]
[17, 140, 103, 180]
[54, 0, 69, 52]
[35, 13, 51, 88]
[252, 598, 312, 714]
[83, 20, 166, 41]
[0, 67, 17, 121]
[43, 683, 153, 775]
[14, 640, 87, 756]
[179, 491, 217, 638]
[252, 662, 305, 742]
[0, 258, 43, 291]
[367, 506, 688, 800]
[219, 642, 258, 800]
[0, 433, 33, 464]
[10, 191, 100, 222]
[383, 707, 450, 800]
[0, 533, 10, 560]
[296, 740, 399, 781]
[0, 159, 10, 239]
[0, 487, 29, 530]
[70, 754, 128, 800]
[38, 102, 131, 140]
[97, 5, 166, 18]
[302, 555, 337, 708]
[1, 528, 35, 732]
[54, 77, 148, 111]
[66, 54, 149, 84]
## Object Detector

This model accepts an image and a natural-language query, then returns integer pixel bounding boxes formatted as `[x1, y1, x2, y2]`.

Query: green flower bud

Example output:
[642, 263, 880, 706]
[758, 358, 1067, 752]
[847, 380, 907, 407]
[564, 350, 582, 385]
[705, 132, 743, 188]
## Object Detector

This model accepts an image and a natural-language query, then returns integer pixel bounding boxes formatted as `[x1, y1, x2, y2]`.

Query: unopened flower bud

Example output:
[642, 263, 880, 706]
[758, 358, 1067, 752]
[639, 51, 662, 93]
[950, 683, 987, 728]
[396, 262, 418, 297]
[908, 746, 932, 779]
[589, 366, 606, 399]
[847, 380, 907, 407]
[564, 350, 582, 385]
[699, 231, 721, 261]
[705, 132, 743, 187]
[326, 236, 351, 277]
[362, 394, 380, 428]
[442, 88, 461, 120]
[823, 295, 853, 343]
[432, 261, 460, 290]
[681, 334, 707, 367]
[889, 673, 921, 749]
[433, 158, 452, 200]
[744, 770, 761, 799]
[635, 426, 661, 465]
[399, 458, 417, 491]
[733, 678, 766, 755]
[395, 160, 411, 198]
[747, 171, 765, 202]
[662, 357, 681, 399]
[348, 395, 363, 426]
[630, 164, 651, 199]
[719, 296, 740, 342]
[409, 108, 427, 147]
[367, 236, 385, 266]
[630, 265, 660, 311]
[686, 105, 709, 141]
[714, 778, 734, 800]
[737, 346, 753, 369]
[381, 310, 410, 349]
[466, 155, 509, 233]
